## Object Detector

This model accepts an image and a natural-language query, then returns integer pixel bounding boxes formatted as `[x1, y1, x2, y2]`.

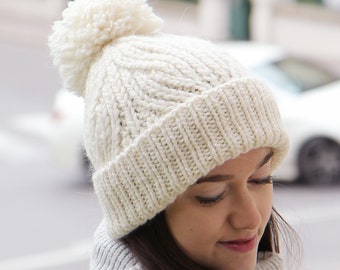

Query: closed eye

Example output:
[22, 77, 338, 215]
[196, 191, 226, 206]
[195, 176, 273, 206]
[248, 176, 273, 185]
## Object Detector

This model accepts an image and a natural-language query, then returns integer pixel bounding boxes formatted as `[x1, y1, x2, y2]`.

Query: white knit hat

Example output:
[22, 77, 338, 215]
[49, 0, 289, 239]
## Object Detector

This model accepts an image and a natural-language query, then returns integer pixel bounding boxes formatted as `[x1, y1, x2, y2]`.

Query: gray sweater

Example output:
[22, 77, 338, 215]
[90, 223, 283, 270]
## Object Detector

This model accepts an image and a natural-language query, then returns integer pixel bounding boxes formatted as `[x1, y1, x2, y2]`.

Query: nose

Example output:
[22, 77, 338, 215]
[227, 189, 261, 231]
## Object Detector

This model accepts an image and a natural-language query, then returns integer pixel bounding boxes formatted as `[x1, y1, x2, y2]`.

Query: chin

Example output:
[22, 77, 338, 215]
[208, 251, 258, 270]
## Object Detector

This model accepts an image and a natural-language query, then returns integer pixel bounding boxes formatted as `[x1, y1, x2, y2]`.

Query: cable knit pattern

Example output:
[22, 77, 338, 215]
[90, 223, 283, 270]
[49, 0, 289, 239]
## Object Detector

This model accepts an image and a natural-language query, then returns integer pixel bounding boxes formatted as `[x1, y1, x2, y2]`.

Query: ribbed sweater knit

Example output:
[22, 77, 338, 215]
[90, 223, 283, 270]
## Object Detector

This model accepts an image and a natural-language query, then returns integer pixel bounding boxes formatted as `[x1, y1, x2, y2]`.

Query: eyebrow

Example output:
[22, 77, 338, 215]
[196, 150, 274, 184]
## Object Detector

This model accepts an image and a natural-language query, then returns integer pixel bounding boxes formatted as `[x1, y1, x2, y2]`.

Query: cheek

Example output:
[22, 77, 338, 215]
[257, 186, 273, 229]
[165, 200, 223, 252]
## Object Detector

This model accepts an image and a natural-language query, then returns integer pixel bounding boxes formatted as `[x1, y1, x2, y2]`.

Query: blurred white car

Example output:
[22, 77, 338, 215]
[222, 42, 340, 185]
[51, 42, 340, 185]
[50, 88, 88, 177]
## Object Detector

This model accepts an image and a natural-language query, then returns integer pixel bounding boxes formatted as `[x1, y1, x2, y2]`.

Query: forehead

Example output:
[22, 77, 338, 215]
[199, 147, 272, 181]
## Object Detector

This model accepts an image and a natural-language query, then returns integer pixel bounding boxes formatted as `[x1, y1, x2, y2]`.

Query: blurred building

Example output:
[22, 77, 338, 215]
[251, 0, 340, 61]
[0, 0, 65, 45]
[1, 0, 339, 62]
[152, 0, 340, 62]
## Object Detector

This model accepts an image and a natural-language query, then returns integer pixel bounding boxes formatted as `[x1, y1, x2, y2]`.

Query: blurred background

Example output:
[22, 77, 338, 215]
[1, 0, 340, 269]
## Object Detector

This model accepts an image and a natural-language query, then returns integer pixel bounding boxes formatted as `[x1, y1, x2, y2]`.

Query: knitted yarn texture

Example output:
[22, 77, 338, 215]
[49, 0, 289, 239]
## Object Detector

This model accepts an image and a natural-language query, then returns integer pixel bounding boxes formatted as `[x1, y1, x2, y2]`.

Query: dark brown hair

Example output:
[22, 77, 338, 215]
[122, 207, 298, 270]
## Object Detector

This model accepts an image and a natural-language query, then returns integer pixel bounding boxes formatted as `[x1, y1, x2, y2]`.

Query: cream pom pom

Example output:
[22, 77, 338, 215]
[48, 0, 163, 97]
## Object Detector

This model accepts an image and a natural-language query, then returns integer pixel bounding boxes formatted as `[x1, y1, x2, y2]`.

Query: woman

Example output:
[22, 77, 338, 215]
[49, 0, 297, 269]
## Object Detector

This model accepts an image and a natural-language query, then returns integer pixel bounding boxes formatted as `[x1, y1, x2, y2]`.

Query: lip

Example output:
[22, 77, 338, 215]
[218, 236, 257, 253]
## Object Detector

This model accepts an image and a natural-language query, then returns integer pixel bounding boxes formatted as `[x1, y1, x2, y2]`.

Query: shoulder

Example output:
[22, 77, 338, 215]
[256, 251, 284, 270]
[90, 221, 143, 270]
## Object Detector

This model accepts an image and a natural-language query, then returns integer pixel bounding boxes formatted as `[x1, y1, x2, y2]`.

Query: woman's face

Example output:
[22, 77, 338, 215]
[165, 147, 274, 270]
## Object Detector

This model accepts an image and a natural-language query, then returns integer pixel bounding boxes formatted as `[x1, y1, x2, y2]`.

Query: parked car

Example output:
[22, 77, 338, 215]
[50, 42, 340, 185]
[222, 42, 340, 184]
[50, 88, 88, 177]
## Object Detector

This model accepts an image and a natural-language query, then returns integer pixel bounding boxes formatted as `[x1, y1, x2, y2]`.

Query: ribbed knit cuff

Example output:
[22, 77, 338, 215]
[90, 222, 142, 270]
[256, 252, 283, 270]
[93, 77, 289, 239]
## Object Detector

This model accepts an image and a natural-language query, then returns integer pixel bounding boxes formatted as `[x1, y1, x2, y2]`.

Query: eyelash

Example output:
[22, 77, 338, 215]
[248, 175, 273, 185]
[196, 176, 273, 206]
[196, 192, 226, 206]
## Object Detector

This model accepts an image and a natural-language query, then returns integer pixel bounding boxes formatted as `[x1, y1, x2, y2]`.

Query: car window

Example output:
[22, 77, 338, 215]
[253, 64, 299, 94]
[253, 58, 337, 93]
